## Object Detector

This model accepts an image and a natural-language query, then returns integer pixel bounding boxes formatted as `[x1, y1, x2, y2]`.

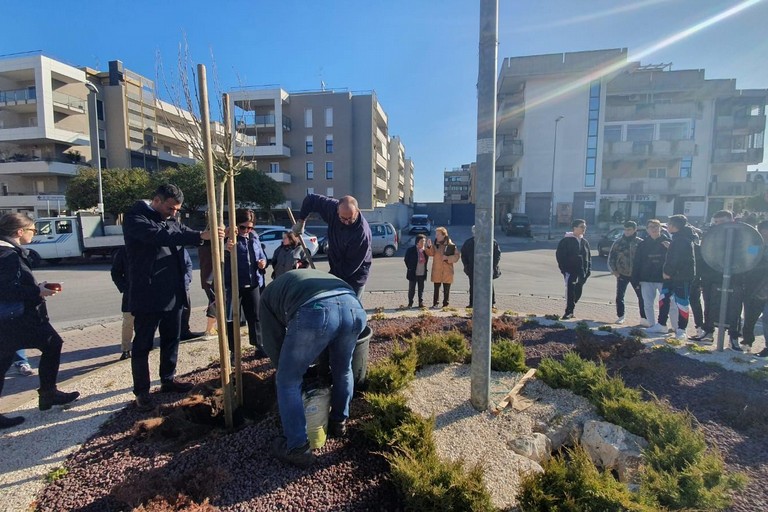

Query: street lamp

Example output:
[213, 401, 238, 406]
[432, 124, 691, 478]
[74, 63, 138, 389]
[548, 115, 564, 240]
[84, 82, 104, 215]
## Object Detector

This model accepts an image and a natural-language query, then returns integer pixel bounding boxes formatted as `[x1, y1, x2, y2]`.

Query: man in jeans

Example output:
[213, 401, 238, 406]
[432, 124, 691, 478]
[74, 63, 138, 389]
[260, 269, 367, 468]
[632, 219, 673, 334]
[661, 214, 697, 341]
[607, 220, 646, 325]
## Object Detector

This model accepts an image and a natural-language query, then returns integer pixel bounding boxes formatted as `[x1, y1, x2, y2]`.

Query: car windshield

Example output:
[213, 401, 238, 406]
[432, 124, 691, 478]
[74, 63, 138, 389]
[412, 217, 429, 226]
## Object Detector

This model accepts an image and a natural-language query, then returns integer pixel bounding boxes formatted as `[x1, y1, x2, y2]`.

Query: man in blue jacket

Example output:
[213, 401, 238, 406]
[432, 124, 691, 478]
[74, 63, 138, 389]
[123, 184, 222, 411]
[292, 194, 372, 298]
[555, 219, 591, 319]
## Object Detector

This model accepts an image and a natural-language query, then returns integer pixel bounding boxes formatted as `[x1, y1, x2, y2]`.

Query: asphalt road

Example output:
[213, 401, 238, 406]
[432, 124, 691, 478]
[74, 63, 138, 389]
[34, 236, 627, 329]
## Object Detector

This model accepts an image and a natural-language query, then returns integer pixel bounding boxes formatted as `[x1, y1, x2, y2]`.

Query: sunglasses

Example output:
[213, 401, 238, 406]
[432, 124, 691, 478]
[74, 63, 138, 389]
[25, 227, 38, 234]
[237, 225, 254, 232]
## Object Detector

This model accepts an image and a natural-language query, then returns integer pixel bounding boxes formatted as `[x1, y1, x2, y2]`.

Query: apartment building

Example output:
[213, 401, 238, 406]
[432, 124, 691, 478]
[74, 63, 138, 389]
[227, 87, 414, 210]
[444, 163, 475, 204]
[495, 48, 767, 227]
[0, 53, 91, 216]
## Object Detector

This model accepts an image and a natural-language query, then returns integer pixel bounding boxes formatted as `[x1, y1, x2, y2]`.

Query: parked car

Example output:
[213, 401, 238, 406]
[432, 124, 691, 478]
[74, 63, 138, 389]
[256, 227, 319, 258]
[306, 225, 329, 254]
[503, 214, 532, 237]
[369, 221, 399, 257]
[596, 225, 668, 257]
[408, 214, 433, 235]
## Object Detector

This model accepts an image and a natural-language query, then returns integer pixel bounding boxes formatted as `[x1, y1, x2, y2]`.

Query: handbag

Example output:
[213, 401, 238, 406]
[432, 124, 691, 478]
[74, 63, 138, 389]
[0, 254, 25, 321]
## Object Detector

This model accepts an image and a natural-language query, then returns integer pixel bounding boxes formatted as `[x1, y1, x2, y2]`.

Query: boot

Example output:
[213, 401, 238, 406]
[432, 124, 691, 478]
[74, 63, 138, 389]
[39, 389, 80, 411]
[0, 413, 25, 429]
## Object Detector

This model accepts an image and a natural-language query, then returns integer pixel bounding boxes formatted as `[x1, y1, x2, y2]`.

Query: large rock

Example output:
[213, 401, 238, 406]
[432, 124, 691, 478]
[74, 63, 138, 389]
[580, 420, 648, 484]
[508, 433, 551, 463]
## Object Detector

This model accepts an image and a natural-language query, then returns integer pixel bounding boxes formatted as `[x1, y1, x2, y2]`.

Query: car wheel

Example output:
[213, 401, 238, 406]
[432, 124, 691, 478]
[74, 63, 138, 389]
[27, 250, 41, 268]
[383, 245, 396, 257]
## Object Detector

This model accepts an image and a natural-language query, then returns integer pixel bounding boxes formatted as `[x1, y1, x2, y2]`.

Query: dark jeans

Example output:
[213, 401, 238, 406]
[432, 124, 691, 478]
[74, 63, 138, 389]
[0, 320, 63, 397]
[702, 279, 741, 336]
[180, 290, 192, 334]
[615, 275, 644, 319]
[226, 286, 262, 352]
[563, 272, 586, 315]
[742, 298, 765, 344]
[131, 309, 182, 396]
[467, 277, 495, 307]
[660, 280, 691, 330]
[407, 277, 426, 305]
[433, 283, 452, 307]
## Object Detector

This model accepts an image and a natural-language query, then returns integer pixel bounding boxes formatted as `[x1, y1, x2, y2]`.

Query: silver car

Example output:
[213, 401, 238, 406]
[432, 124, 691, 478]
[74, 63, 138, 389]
[369, 221, 399, 257]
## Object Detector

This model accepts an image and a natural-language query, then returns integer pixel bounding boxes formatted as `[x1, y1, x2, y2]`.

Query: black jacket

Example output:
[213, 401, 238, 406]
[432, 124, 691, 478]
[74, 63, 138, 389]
[460, 236, 501, 279]
[663, 225, 697, 282]
[299, 194, 372, 289]
[110, 246, 130, 313]
[632, 235, 669, 283]
[123, 200, 202, 313]
[555, 233, 591, 278]
[404, 245, 429, 281]
[0, 237, 49, 336]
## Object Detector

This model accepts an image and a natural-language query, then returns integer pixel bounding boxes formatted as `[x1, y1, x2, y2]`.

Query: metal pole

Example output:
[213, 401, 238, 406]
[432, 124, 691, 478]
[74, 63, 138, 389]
[199, 64, 234, 428]
[548, 116, 563, 240]
[715, 226, 735, 352]
[470, 0, 498, 412]
[85, 83, 104, 216]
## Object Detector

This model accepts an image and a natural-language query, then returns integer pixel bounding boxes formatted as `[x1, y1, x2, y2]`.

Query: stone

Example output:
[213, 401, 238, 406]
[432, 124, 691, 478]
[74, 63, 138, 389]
[508, 433, 552, 463]
[580, 420, 648, 484]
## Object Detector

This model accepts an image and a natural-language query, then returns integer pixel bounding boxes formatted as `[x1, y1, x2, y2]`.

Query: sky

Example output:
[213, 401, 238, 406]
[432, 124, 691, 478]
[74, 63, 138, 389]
[3, 0, 767, 202]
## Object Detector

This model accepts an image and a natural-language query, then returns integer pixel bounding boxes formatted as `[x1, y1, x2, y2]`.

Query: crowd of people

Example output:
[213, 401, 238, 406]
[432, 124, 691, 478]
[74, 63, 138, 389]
[3, 186, 768, 471]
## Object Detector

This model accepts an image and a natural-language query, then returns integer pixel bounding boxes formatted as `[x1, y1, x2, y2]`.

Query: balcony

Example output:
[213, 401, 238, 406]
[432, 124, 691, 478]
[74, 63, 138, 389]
[236, 144, 291, 159]
[0, 87, 37, 108]
[712, 147, 764, 164]
[603, 139, 696, 161]
[51, 91, 86, 115]
[708, 180, 766, 197]
[0, 159, 82, 176]
[497, 99, 524, 135]
[236, 114, 291, 135]
[496, 136, 523, 166]
[375, 176, 387, 190]
[715, 114, 766, 132]
[375, 152, 388, 171]
[604, 102, 700, 122]
[265, 171, 291, 184]
[601, 177, 698, 196]
[158, 150, 195, 166]
[496, 176, 522, 195]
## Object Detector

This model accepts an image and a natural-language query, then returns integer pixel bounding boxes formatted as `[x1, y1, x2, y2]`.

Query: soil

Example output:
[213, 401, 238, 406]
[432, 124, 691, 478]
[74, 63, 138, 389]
[34, 315, 768, 511]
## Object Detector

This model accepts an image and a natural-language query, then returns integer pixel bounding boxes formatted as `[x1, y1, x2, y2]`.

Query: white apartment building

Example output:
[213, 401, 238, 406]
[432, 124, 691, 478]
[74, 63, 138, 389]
[227, 87, 414, 211]
[0, 53, 92, 216]
[496, 48, 767, 227]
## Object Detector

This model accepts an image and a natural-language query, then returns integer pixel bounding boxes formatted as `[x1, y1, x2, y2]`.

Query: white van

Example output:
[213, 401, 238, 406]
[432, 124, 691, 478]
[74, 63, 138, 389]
[408, 214, 432, 235]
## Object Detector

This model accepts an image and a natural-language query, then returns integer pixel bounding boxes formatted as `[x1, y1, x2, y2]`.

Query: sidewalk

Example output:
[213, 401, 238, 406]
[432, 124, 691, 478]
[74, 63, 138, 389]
[1, 291, 766, 512]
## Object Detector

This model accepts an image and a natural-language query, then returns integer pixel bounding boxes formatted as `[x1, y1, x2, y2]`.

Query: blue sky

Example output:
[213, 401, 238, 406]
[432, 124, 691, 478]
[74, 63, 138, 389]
[3, 0, 767, 202]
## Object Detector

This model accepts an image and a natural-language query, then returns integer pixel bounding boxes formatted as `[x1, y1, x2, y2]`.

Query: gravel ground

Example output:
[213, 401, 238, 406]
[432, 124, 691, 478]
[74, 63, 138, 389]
[27, 315, 768, 511]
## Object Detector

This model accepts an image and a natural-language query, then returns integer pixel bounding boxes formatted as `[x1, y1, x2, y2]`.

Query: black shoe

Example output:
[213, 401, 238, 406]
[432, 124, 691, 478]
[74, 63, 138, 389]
[0, 413, 25, 429]
[418, 302, 425, 308]
[271, 436, 315, 469]
[160, 379, 194, 394]
[729, 337, 743, 352]
[406, 302, 413, 309]
[328, 420, 347, 438]
[180, 331, 204, 341]
[119, 350, 131, 361]
[741, 338, 754, 347]
[562, 313, 574, 320]
[135, 393, 154, 412]
[689, 331, 714, 342]
[756, 348, 768, 358]
[38, 389, 80, 411]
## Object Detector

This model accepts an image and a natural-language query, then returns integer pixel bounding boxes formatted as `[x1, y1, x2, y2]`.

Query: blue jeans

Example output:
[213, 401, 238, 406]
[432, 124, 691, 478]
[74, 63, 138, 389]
[276, 294, 367, 451]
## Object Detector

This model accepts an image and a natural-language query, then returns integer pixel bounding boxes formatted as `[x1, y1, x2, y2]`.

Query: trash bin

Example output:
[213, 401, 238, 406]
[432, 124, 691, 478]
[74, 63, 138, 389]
[352, 325, 372, 391]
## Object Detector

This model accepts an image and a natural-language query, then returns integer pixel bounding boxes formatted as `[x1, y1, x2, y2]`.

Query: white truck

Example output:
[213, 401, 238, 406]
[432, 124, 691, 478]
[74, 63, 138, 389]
[28, 212, 124, 266]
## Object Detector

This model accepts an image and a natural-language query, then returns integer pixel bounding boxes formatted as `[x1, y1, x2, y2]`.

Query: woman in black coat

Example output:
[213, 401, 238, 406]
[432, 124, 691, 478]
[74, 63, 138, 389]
[0, 213, 79, 429]
[403, 234, 429, 308]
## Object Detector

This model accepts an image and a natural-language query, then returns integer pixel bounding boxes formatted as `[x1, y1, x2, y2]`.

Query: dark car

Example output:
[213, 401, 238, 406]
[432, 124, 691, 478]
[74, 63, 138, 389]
[504, 214, 532, 237]
[596, 225, 668, 257]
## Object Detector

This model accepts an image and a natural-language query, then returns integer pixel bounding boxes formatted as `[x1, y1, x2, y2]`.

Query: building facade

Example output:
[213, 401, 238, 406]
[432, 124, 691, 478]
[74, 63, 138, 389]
[444, 163, 475, 203]
[227, 87, 414, 210]
[495, 48, 767, 227]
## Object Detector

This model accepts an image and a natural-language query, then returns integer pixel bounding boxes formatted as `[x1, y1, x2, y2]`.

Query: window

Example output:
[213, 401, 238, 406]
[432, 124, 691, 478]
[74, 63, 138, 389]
[304, 109, 313, 128]
[326, 135, 333, 153]
[679, 157, 692, 178]
[648, 168, 667, 178]
[326, 187, 334, 197]
[325, 161, 333, 179]
[627, 124, 654, 142]
[306, 161, 314, 180]
[307, 187, 314, 195]
[306, 136, 313, 154]
[325, 107, 333, 127]
[659, 122, 689, 141]
[269, 162, 279, 173]
[584, 80, 601, 188]
[604, 125, 622, 143]
[96, 99, 104, 121]
[99, 139, 106, 149]
[56, 220, 73, 234]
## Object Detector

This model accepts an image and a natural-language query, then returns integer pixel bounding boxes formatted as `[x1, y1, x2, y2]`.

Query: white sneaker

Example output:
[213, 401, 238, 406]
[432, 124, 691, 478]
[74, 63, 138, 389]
[694, 327, 705, 338]
[675, 329, 686, 341]
[639, 318, 651, 327]
[15, 363, 34, 376]
[616, 315, 626, 324]
[646, 324, 667, 334]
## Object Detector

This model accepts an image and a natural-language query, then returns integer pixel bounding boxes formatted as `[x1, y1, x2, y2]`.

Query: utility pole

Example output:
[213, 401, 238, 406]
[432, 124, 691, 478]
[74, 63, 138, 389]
[548, 115, 564, 240]
[470, 0, 498, 411]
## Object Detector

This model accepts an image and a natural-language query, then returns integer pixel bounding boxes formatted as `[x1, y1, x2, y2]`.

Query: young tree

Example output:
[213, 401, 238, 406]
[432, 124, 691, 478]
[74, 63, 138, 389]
[234, 168, 286, 223]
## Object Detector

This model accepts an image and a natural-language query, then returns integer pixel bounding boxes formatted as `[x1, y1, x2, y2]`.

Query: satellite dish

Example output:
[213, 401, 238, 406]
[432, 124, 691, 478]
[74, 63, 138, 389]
[700, 222, 764, 274]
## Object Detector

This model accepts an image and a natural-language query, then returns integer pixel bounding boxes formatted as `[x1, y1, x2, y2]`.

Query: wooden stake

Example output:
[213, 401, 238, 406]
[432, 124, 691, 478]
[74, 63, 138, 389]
[198, 64, 234, 428]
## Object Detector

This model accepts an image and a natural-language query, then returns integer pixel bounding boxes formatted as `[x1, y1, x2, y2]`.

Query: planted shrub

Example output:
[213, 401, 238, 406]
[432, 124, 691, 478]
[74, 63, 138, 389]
[360, 392, 412, 448]
[491, 338, 527, 373]
[413, 331, 470, 367]
[366, 345, 417, 394]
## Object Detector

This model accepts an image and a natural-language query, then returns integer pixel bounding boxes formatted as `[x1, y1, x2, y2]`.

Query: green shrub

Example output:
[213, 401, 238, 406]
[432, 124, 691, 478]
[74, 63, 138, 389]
[413, 331, 470, 367]
[44, 466, 68, 483]
[366, 344, 417, 394]
[518, 445, 653, 511]
[491, 338, 527, 373]
[522, 317, 540, 326]
[544, 314, 560, 321]
[552, 321, 566, 329]
[360, 392, 412, 448]
[391, 413, 437, 460]
[628, 327, 647, 338]
[387, 446, 495, 511]
[575, 321, 592, 341]
[598, 325, 613, 332]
